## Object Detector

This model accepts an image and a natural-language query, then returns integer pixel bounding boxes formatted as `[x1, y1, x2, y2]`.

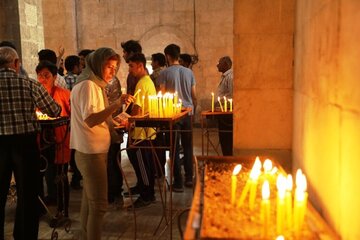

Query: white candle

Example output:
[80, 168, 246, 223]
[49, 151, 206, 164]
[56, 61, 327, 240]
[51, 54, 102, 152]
[231, 164, 242, 205]
[211, 92, 214, 112]
[218, 96, 224, 112]
[229, 98, 233, 112]
[224, 96, 227, 112]
[141, 95, 145, 116]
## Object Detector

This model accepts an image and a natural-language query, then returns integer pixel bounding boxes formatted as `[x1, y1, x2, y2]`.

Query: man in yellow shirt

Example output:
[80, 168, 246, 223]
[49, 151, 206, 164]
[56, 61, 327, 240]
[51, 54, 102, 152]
[127, 53, 157, 208]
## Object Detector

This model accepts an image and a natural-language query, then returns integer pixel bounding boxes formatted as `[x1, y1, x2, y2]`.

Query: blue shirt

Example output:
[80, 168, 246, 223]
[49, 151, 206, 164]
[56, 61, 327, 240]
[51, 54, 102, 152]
[157, 64, 196, 112]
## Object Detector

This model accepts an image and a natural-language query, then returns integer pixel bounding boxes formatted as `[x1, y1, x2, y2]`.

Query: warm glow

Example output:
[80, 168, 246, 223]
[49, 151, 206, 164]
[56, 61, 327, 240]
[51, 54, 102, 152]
[232, 164, 242, 176]
[286, 174, 293, 191]
[296, 170, 307, 192]
[276, 236, 285, 240]
[250, 157, 262, 180]
[270, 167, 278, 175]
[262, 180, 270, 200]
[277, 174, 286, 199]
[263, 159, 273, 173]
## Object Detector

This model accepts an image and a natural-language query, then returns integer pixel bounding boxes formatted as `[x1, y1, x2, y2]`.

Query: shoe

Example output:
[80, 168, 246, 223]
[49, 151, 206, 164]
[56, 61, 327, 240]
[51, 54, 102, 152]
[172, 184, 184, 193]
[127, 197, 152, 210]
[185, 180, 193, 188]
[49, 212, 67, 228]
[123, 186, 140, 198]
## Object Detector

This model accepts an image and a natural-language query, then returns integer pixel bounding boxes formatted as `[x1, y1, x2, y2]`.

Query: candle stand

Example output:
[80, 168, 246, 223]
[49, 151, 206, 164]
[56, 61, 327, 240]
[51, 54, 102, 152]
[184, 156, 339, 240]
[38, 116, 72, 240]
[200, 110, 233, 156]
[125, 109, 192, 239]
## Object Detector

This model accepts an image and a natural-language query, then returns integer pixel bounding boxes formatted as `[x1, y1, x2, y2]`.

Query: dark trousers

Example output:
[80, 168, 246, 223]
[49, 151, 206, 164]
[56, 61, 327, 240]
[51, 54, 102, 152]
[0, 133, 40, 240]
[39, 143, 56, 201]
[127, 140, 155, 201]
[173, 114, 193, 186]
[107, 143, 123, 202]
[153, 133, 166, 177]
[218, 115, 233, 156]
[70, 149, 82, 185]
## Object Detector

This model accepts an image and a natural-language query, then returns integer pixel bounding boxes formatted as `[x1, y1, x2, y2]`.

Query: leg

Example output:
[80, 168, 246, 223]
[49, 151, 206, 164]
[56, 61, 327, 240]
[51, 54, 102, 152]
[76, 151, 108, 240]
[172, 123, 183, 188]
[107, 143, 123, 203]
[12, 134, 40, 240]
[70, 149, 82, 189]
[181, 115, 194, 183]
[0, 136, 13, 240]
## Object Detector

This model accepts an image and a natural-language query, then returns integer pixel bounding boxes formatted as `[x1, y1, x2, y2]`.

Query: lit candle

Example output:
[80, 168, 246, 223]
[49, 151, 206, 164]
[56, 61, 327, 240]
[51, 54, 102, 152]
[229, 98, 233, 112]
[133, 89, 141, 98]
[276, 174, 286, 235]
[261, 180, 270, 238]
[211, 92, 214, 112]
[218, 96, 224, 112]
[224, 96, 227, 112]
[294, 169, 308, 234]
[237, 156, 261, 208]
[148, 96, 152, 117]
[285, 174, 293, 230]
[263, 159, 273, 174]
[231, 164, 242, 205]
[141, 95, 145, 116]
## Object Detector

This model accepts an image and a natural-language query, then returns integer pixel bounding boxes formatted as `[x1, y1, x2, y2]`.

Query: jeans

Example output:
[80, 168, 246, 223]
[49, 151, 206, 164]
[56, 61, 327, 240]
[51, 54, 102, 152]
[75, 151, 108, 240]
[173, 114, 193, 186]
[0, 133, 40, 240]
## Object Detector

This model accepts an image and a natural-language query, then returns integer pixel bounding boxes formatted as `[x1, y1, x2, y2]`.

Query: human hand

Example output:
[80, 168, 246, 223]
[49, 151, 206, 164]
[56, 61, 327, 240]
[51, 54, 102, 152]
[121, 94, 135, 105]
[58, 46, 65, 58]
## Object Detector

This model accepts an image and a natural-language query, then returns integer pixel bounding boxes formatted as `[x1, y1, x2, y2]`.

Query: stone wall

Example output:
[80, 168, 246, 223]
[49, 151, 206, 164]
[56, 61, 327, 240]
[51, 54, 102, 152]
[294, 1, 360, 239]
[41, 0, 234, 121]
[233, 0, 295, 167]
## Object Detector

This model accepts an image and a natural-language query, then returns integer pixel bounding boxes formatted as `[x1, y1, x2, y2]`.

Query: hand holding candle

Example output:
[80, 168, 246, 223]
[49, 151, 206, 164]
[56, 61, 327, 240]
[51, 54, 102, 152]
[231, 164, 242, 205]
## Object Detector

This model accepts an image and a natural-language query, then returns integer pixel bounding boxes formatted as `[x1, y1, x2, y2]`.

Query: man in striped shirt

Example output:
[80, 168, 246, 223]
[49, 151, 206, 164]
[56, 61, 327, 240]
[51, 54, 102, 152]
[0, 47, 61, 240]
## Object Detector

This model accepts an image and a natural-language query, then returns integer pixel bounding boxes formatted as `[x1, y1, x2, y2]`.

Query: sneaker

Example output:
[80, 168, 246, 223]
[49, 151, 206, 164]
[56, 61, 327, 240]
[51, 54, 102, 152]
[123, 186, 140, 198]
[127, 197, 152, 210]
[172, 184, 184, 193]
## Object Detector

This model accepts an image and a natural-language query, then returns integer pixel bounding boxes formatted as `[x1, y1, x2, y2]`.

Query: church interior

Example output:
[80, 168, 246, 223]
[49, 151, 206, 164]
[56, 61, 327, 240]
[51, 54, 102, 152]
[1, 0, 359, 239]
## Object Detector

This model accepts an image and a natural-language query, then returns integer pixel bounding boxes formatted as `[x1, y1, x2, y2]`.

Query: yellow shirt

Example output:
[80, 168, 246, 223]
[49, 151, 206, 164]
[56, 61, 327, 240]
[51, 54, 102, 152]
[132, 75, 157, 140]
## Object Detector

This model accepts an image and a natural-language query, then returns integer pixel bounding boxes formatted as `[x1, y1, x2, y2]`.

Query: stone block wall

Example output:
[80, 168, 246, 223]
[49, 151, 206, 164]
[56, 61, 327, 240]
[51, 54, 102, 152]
[294, 1, 360, 239]
[233, 0, 295, 166]
[41, 0, 234, 121]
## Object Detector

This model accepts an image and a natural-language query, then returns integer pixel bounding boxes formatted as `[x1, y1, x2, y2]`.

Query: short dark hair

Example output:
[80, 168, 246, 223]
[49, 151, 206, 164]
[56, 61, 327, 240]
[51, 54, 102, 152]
[151, 53, 166, 67]
[65, 55, 80, 72]
[38, 49, 57, 64]
[127, 52, 146, 67]
[0, 41, 17, 50]
[180, 54, 192, 65]
[121, 40, 142, 54]
[164, 44, 180, 60]
[78, 49, 94, 57]
[36, 60, 58, 76]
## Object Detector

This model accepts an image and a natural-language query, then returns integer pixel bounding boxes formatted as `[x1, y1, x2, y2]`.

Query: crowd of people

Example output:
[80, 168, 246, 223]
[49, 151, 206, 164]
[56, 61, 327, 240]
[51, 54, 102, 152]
[0, 39, 233, 240]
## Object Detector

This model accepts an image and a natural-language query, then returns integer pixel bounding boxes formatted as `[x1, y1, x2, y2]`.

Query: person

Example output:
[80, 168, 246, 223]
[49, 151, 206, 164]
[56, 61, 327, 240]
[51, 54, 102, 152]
[78, 49, 94, 72]
[0, 40, 28, 77]
[38, 49, 67, 89]
[105, 75, 125, 206]
[126, 53, 157, 208]
[36, 60, 71, 225]
[179, 53, 193, 69]
[70, 47, 133, 240]
[150, 52, 166, 92]
[216, 56, 233, 156]
[158, 44, 197, 191]
[120, 40, 142, 95]
[0, 47, 61, 240]
[64, 55, 81, 90]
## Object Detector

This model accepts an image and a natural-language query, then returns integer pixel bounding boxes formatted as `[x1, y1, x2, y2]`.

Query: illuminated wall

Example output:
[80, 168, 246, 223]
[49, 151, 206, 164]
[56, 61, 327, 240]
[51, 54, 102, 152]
[293, 1, 360, 239]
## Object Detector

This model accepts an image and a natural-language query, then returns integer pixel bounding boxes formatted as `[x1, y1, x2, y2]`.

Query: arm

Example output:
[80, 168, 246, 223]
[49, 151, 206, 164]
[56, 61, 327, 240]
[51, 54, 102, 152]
[191, 85, 197, 114]
[84, 99, 121, 128]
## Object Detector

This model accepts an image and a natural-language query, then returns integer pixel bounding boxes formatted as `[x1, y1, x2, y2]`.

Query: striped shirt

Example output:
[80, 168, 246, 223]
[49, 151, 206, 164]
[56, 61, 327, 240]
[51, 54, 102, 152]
[0, 68, 61, 135]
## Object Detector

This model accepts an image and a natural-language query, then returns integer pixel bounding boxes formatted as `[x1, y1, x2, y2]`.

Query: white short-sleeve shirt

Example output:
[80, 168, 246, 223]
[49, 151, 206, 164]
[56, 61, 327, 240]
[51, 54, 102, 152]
[70, 80, 110, 154]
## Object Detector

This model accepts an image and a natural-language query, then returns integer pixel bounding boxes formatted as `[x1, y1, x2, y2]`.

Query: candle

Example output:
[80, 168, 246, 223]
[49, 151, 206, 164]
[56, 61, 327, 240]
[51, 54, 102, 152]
[229, 98, 233, 112]
[231, 164, 242, 205]
[276, 174, 286, 235]
[218, 96, 224, 112]
[237, 156, 261, 208]
[211, 92, 214, 112]
[261, 180, 270, 238]
[141, 95, 145, 116]
[224, 96, 227, 112]
[263, 159, 273, 173]
[133, 89, 141, 98]
[294, 169, 307, 234]
[285, 174, 293, 230]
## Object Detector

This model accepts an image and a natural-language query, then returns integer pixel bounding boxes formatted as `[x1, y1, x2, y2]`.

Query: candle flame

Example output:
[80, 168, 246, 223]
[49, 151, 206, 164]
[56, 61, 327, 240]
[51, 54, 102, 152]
[232, 164, 242, 176]
[211, 92, 214, 96]
[263, 159, 273, 172]
[277, 174, 287, 199]
[276, 236, 285, 240]
[286, 174, 293, 191]
[249, 157, 262, 180]
[296, 171, 307, 192]
[262, 180, 270, 200]
[296, 169, 303, 187]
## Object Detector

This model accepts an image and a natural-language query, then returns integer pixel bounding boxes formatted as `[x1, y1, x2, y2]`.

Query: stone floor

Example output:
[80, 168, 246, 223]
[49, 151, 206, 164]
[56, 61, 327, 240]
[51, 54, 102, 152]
[4, 127, 221, 240]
